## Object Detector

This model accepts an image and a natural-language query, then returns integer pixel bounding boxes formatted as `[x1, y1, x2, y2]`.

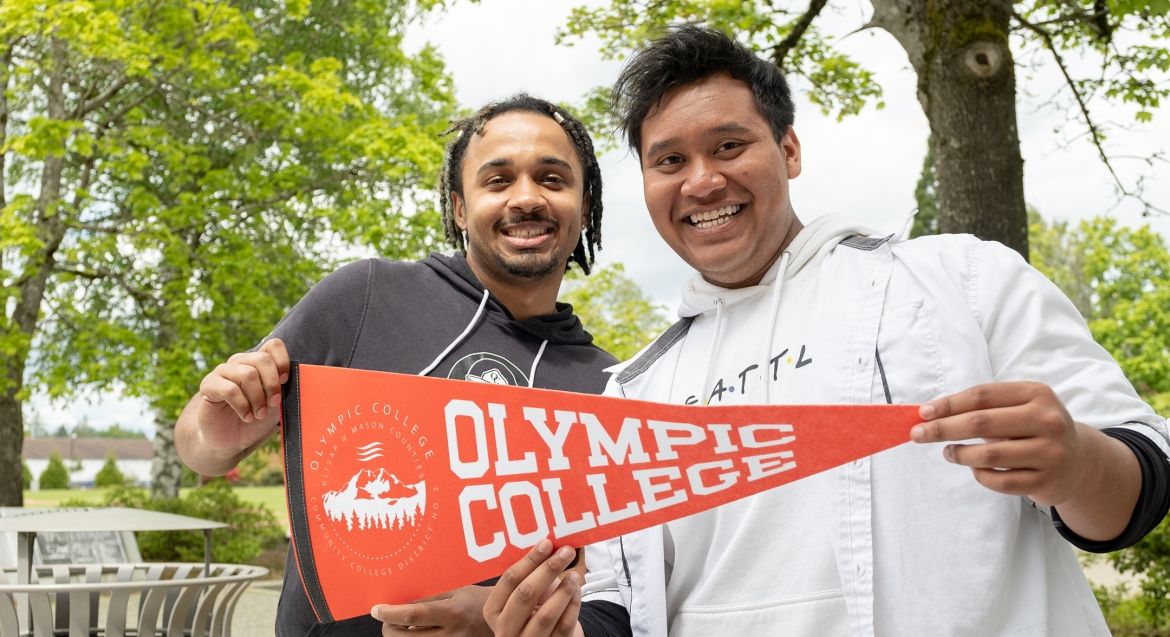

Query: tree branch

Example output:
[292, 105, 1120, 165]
[75, 75, 136, 120]
[56, 260, 155, 307]
[770, 0, 829, 70]
[1011, 10, 1127, 196]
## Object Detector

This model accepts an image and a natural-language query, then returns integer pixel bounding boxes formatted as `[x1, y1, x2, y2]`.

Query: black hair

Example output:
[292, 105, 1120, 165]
[438, 94, 603, 275]
[612, 25, 795, 155]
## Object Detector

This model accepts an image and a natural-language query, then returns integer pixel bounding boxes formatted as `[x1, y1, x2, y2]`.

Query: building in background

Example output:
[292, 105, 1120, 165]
[22, 438, 153, 488]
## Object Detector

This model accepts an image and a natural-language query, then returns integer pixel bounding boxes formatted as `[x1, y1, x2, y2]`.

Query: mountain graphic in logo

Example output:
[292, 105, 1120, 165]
[322, 464, 427, 532]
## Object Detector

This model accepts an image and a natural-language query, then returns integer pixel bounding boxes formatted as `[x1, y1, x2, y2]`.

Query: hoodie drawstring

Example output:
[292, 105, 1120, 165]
[762, 251, 791, 403]
[528, 340, 548, 388]
[699, 298, 726, 405]
[418, 288, 491, 377]
[697, 250, 791, 404]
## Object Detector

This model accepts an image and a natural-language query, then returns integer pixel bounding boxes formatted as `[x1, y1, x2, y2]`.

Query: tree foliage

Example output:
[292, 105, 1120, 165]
[1029, 214, 1170, 411]
[1028, 213, 1170, 627]
[38, 450, 70, 490]
[94, 450, 126, 487]
[1, 0, 458, 502]
[559, 0, 1170, 257]
[561, 264, 671, 361]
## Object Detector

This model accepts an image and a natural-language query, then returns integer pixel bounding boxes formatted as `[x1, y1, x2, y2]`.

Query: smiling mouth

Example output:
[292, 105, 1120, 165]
[502, 226, 555, 239]
[687, 204, 741, 229]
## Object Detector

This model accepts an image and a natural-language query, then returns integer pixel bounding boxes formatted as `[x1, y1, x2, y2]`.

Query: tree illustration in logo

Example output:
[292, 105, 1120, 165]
[322, 442, 426, 532]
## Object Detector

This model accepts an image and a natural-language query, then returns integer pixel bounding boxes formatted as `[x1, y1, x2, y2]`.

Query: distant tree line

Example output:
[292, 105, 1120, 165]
[38, 423, 148, 439]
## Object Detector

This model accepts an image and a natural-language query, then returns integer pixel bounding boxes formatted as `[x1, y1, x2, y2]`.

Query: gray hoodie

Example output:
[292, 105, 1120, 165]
[271, 252, 617, 636]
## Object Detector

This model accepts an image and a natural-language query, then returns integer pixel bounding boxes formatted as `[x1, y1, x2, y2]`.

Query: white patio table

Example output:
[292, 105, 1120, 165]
[0, 507, 268, 637]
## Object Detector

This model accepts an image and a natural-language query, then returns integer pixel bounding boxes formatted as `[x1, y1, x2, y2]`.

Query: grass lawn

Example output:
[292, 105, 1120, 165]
[22, 485, 290, 522]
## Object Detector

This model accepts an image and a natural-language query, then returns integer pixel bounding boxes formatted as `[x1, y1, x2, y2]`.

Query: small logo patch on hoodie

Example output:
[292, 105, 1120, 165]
[448, 352, 529, 386]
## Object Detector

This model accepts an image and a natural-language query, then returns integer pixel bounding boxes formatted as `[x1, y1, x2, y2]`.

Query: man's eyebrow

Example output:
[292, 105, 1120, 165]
[644, 137, 680, 160]
[644, 122, 755, 159]
[475, 156, 573, 176]
[712, 122, 752, 136]
[540, 156, 573, 169]
[475, 158, 511, 176]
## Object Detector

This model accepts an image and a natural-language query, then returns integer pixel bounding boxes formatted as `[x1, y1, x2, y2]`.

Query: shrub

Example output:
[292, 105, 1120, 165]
[1105, 517, 1170, 632]
[22, 461, 32, 490]
[39, 451, 70, 489]
[94, 452, 127, 488]
[1095, 583, 1170, 636]
[95, 481, 283, 564]
[238, 449, 284, 486]
[257, 466, 285, 486]
[180, 464, 200, 488]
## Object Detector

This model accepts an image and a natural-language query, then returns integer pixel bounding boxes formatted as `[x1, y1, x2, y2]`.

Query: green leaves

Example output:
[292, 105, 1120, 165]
[558, 0, 884, 124]
[1, 0, 458, 499]
[1031, 212, 1170, 629]
[561, 263, 671, 361]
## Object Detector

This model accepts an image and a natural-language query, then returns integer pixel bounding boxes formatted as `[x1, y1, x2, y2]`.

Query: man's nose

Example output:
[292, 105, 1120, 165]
[509, 177, 546, 211]
[680, 159, 726, 199]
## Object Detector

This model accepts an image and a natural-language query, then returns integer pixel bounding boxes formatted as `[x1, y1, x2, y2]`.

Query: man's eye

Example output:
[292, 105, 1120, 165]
[541, 174, 566, 185]
[485, 176, 509, 186]
[716, 141, 743, 153]
[657, 155, 683, 167]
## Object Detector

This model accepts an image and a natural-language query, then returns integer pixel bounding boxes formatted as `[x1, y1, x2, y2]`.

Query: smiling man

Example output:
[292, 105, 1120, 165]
[581, 26, 1170, 636]
[174, 95, 629, 637]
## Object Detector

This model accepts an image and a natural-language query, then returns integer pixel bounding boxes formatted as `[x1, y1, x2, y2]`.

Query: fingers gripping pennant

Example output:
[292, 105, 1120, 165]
[281, 362, 918, 621]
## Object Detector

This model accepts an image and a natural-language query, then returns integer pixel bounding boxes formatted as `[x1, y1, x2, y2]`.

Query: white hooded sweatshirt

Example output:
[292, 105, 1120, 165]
[583, 215, 1168, 636]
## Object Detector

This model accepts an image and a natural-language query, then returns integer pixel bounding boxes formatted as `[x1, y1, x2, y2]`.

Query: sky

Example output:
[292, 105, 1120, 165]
[28, 0, 1170, 436]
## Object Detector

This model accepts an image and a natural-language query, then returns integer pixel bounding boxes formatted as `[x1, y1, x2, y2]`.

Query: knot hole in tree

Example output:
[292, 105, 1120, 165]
[962, 41, 1003, 79]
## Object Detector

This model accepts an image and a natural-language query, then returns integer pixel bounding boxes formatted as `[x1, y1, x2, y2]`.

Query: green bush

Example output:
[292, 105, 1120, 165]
[180, 464, 200, 488]
[1095, 583, 1170, 636]
[257, 466, 285, 486]
[1102, 516, 1170, 633]
[38, 451, 70, 489]
[92, 481, 283, 564]
[94, 452, 127, 488]
[22, 461, 32, 490]
[237, 449, 285, 487]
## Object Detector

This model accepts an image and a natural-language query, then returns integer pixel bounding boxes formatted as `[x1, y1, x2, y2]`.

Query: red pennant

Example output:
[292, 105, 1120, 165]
[281, 363, 918, 621]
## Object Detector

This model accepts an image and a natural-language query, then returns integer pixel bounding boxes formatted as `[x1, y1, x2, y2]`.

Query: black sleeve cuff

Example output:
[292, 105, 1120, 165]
[579, 600, 632, 637]
[1052, 426, 1170, 553]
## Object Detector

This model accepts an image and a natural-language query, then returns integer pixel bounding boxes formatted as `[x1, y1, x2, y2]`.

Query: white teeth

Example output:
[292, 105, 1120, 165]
[505, 227, 551, 238]
[688, 205, 741, 228]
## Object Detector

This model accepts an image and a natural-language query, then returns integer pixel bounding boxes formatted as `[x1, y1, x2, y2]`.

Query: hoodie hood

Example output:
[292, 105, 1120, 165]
[422, 252, 595, 346]
[678, 214, 876, 318]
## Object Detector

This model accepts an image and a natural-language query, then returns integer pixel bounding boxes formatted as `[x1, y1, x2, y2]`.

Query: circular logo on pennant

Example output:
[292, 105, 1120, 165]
[311, 404, 435, 576]
[447, 352, 528, 386]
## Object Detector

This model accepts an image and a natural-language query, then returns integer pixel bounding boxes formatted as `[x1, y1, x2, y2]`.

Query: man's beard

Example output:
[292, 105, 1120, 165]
[489, 248, 562, 280]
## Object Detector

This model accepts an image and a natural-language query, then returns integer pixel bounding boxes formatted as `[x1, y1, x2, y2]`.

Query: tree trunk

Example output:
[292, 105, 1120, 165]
[871, 0, 1029, 259]
[149, 307, 183, 499]
[0, 393, 23, 506]
[0, 38, 69, 506]
[150, 404, 183, 499]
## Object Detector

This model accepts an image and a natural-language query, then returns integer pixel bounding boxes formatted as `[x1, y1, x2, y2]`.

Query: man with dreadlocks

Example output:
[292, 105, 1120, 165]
[175, 94, 630, 636]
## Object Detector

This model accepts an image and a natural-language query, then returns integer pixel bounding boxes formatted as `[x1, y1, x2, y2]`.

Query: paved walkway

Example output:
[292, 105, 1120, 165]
[234, 576, 281, 635]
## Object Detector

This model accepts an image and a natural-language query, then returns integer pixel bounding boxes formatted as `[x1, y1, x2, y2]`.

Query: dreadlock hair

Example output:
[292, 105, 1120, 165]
[613, 25, 795, 156]
[438, 94, 604, 275]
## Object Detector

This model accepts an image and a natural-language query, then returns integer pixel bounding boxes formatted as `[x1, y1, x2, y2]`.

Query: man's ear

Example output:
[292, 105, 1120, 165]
[452, 192, 467, 230]
[580, 195, 591, 229]
[783, 126, 802, 179]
